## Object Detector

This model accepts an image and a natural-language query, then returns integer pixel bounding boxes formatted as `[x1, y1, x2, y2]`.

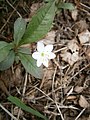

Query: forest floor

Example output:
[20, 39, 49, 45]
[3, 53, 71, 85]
[0, 0, 90, 120]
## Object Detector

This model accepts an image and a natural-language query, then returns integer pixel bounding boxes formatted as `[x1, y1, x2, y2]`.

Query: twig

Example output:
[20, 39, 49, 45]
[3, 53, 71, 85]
[75, 108, 86, 120]
[46, 104, 79, 110]
[55, 102, 64, 120]
[22, 72, 28, 97]
[6, 0, 21, 17]
[0, 104, 18, 120]
[80, 3, 90, 10]
[0, 0, 21, 33]
[34, 86, 54, 102]
[17, 72, 28, 119]
[52, 66, 57, 97]
[53, 59, 61, 69]
[34, 86, 63, 100]
[45, 110, 61, 116]
[40, 69, 48, 89]
[79, 8, 90, 16]
[0, 10, 15, 33]
[69, 63, 90, 81]
[54, 47, 67, 53]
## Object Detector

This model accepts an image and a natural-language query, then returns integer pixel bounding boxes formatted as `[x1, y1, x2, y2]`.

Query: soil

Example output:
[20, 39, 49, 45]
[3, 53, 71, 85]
[0, 0, 90, 120]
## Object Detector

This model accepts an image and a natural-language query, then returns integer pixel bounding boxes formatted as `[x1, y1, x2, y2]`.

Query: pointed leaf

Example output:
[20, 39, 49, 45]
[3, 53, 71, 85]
[57, 3, 74, 10]
[0, 50, 15, 71]
[14, 17, 26, 45]
[18, 53, 43, 79]
[20, 1, 56, 45]
[7, 96, 48, 120]
[44, 0, 54, 3]
[0, 41, 8, 48]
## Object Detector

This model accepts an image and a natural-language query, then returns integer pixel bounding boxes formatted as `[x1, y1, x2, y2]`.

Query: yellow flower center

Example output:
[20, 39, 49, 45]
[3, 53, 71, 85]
[41, 52, 44, 56]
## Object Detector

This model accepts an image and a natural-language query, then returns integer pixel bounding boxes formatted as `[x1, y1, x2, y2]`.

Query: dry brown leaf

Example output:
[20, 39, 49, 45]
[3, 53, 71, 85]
[41, 30, 56, 45]
[12, 67, 23, 86]
[61, 40, 79, 65]
[61, 50, 79, 66]
[74, 86, 84, 93]
[66, 95, 77, 100]
[86, 47, 90, 58]
[76, 20, 88, 33]
[0, 79, 9, 95]
[44, 69, 54, 80]
[78, 30, 90, 44]
[30, 3, 42, 17]
[67, 39, 79, 52]
[43, 79, 52, 91]
[13, 107, 23, 116]
[79, 95, 90, 108]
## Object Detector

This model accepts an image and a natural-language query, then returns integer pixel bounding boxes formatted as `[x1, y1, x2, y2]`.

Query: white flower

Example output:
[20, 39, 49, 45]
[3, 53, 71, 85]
[32, 42, 56, 67]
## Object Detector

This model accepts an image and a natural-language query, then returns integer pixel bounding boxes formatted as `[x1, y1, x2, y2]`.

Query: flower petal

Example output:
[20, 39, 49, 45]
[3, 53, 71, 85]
[37, 42, 44, 52]
[43, 58, 48, 67]
[32, 52, 40, 60]
[48, 52, 56, 59]
[37, 59, 43, 67]
[44, 45, 53, 52]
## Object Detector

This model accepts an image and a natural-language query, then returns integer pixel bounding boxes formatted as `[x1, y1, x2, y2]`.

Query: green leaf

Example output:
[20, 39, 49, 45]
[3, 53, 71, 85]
[17, 47, 31, 54]
[19, 1, 56, 45]
[57, 3, 75, 10]
[18, 53, 43, 79]
[0, 41, 8, 48]
[7, 96, 48, 120]
[43, 0, 53, 3]
[14, 17, 26, 46]
[0, 41, 12, 62]
[0, 50, 15, 71]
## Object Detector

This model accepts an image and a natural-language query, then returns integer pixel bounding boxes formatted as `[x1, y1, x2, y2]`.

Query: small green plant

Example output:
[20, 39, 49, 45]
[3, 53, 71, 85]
[8, 95, 48, 120]
[0, 0, 74, 79]
[0, 0, 74, 119]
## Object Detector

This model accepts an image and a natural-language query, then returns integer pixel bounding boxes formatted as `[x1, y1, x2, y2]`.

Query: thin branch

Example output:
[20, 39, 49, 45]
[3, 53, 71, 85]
[0, 104, 18, 120]
[17, 72, 28, 119]
[75, 108, 86, 120]
[34, 86, 54, 102]
[6, 0, 21, 17]
[55, 102, 64, 120]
